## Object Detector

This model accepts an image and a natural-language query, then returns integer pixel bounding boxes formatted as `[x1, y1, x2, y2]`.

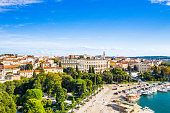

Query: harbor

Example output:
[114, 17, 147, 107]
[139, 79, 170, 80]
[74, 82, 170, 113]
[111, 82, 170, 113]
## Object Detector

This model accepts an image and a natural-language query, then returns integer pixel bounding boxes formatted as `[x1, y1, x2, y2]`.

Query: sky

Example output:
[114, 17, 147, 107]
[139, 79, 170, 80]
[0, 0, 170, 56]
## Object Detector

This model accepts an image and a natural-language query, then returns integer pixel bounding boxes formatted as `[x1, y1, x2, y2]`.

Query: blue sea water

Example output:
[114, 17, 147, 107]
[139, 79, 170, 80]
[138, 92, 170, 113]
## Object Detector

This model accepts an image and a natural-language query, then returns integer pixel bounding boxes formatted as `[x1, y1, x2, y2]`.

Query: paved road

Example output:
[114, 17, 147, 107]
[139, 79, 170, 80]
[75, 85, 120, 113]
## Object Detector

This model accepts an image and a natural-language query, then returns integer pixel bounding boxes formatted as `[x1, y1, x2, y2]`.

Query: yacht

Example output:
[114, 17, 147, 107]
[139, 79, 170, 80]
[142, 90, 153, 95]
[125, 93, 140, 101]
[158, 88, 168, 92]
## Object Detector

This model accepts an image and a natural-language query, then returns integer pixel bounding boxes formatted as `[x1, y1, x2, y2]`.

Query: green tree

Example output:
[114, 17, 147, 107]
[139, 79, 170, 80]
[25, 89, 43, 100]
[64, 67, 74, 75]
[4, 81, 16, 94]
[45, 107, 53, 113]
[92, 67, 95, 74]
[25, 63, 33, 70]
[71, 97, 75, 112]
[84, 79, 93, 90]
[61, 75, 73, 92]
[59, 62, 62, 67]
[33, 70, 37, 78]
[41, 98, 48, 107]
[55, 87, 65, 104]
[134, 65, 138, 71]
[72, 79, 86, 98]
[102, 71, 113, 84]
[76, 65, 79, 72]
[160, 69, 165, 78]
[0, 83, 7, 92]
[33, 79, 42, 89]
[0, 91, 17, 113]
[71, 71, 78, 79]
[23, 99, 45, 113]
[88, 66, 92, 73]
[128, 65, 131, 75]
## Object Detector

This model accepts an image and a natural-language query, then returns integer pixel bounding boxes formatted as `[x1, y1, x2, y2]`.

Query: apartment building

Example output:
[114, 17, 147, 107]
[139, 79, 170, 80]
[20, 70, 33, 78]
[61, 59, 110, 73]
[136, 63, 151, 73]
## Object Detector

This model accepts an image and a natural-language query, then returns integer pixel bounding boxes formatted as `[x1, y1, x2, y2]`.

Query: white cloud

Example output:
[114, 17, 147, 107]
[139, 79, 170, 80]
[0, 0, 43, 6]
[0, 0, 43, 12]
[0, 8, 11, 12]
[151, 0, 170, 5]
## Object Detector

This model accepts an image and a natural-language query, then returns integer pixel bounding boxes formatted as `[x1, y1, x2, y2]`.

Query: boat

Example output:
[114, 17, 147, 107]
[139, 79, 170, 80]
[125, 93, 140, 101]
[158, 88, 168, 93]
[142, 106, 154, 113]
[142, 90, 153, 95]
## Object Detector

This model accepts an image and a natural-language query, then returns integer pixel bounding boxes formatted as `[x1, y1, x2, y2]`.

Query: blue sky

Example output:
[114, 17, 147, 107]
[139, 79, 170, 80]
[0, 0, 170, 56]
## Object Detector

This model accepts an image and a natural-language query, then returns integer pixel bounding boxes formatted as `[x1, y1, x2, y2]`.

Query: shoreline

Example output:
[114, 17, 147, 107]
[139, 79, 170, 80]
[73, 82, 170, 113]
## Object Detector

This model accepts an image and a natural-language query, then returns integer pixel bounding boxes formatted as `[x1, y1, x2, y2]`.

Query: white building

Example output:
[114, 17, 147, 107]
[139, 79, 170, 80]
[61, 59, 110, 73]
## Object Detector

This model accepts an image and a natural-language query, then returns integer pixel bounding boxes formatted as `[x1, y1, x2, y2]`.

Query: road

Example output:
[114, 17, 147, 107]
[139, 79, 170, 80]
[75, 84, 120, 113]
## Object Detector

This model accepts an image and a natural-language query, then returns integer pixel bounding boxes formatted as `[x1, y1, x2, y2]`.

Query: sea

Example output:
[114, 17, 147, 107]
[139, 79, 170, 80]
[138, 92, 170, 113]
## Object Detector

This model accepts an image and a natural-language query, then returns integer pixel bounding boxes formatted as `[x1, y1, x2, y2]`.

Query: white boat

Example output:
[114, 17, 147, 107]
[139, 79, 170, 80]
[158, 88, 168, 92]
[142, 106, 154, 113]
[125, 93, 140, 101]
[142, 90, 153, 95]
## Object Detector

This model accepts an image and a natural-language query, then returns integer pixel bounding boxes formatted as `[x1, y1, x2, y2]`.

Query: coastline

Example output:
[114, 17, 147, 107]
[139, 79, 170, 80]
[73, 82, 170, 113]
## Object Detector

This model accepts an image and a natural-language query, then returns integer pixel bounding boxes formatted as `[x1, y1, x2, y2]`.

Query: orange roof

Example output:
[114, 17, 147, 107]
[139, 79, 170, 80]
[20, 70, 33, 73]
[20, 58, 26, 60]
[24, 62, 31, 64]
[35, 70, 40, 72]
[7, 56, 16, 58]
[43, 67, 56, 69]
[13, 68, 20, 70]
[4, 64, 19, 69]
[56, 67, 62, 69]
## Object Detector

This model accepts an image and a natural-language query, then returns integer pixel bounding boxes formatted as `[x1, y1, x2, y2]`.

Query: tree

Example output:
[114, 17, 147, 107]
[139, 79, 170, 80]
[25, 64, 33, 70]
[84, 79, 93, 90]
[79, 55, 84, 59]
[55, 87, 65, 104]
[4, 81, 16, 94]
[33, 70, 37, 78]
[0, 83, 7, 92]
[76, 65, 79, 72]
[72, 79, 86, 98]
[25, 89, 43, 100]
[41, 98, 48, 107]
[134, 65, 138, 71]
[33, 79, 42, 89]
[71, 71, 78, 79]
[128, 65, 131, 75]
[71, 97, 75, 112]
[88, 66, 92, 73]
[23, 99, 45, 113]
[160, 69, 165, 78]
[152, 66, 159, 80]
[92, 67, 95, 74]
[54, 59, 58, 63]
[59, 62, 62, 67]
[0, 91, 17, 113]
[45, 107, 53, 113]
[61, 75, 73, 92]
[102, 71, 113, 84]
[64, 67, 74, 75]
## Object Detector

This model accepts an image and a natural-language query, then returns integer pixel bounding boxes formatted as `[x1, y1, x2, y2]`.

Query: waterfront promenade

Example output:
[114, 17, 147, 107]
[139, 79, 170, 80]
[74, 82, 169, 113]
[74, 83, 138, 113]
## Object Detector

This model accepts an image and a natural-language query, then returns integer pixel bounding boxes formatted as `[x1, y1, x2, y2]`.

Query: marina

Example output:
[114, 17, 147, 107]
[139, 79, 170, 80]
[111, 82, 170, 113]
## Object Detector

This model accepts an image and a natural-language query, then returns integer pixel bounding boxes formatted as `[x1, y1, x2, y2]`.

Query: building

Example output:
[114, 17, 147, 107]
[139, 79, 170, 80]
[20, 70, 33, 78]
[61, 59, 110, 73]
[43, 67, 63, 73]
[136, 63, 151, 73]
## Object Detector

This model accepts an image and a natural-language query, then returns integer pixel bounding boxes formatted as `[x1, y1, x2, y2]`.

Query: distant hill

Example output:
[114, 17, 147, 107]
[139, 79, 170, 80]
[130, 56, 170, 60]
